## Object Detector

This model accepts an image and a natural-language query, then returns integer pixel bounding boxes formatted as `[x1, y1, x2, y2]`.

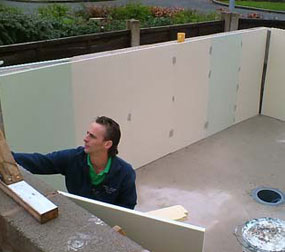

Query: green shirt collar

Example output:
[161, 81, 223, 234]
[87, 154, 111, 176]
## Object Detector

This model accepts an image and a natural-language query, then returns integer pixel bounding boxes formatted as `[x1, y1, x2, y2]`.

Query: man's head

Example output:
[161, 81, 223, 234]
[83, 116, 121, 157]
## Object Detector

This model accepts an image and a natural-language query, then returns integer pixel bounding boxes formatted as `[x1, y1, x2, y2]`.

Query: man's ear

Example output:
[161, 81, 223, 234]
[104, 140, 113, 150]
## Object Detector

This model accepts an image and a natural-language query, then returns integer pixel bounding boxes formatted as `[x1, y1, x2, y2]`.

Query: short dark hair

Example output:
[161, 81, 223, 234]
[95, 116, 121, 157]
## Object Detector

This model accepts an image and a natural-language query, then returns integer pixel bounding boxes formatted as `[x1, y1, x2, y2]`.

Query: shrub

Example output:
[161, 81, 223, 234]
[38, 4, 70, 20]
[0, 11, 101, 45]
[0, 3, 220, 45]
[150, 6, 184, 18]
[64, 21, 100, 36]
[0, 13, 62, 45]
[110, 3, 151, 21]
[85, 5, 113, 18]
[172, 10, 220, 24]
[142, 17, 173, 27]
[0, 3, 22, 14]
[102, 19, 127, 31]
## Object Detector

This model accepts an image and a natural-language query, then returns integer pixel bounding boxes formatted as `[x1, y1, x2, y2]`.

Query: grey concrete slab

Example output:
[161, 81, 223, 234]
[135, 115, 285, 252]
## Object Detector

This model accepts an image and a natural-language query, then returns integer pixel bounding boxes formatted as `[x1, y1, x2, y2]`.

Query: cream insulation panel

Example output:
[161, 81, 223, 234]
[72, 45, 177, 168]
[0, 64, 74, 192]
[207, 33, 242, 136]
[71, 29, 268, 168]
[235, 28, 267, 123]
[0, 64, 75, 153]
[59, 191, 205, 252]
[72, 38, 210, 156]
[171, 39, 210, 150]
[262, 28, 285, 120]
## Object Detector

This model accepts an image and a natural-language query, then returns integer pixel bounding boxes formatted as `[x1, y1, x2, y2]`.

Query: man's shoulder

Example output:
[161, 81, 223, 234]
[48, 146, 86, 159]
[113, 156, 132, 168]
[54, 146, 84, 155]
[112, 156, 134, 174]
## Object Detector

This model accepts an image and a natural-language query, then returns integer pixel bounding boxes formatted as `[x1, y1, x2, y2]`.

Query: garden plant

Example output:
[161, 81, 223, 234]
[0, 3, 220, 45]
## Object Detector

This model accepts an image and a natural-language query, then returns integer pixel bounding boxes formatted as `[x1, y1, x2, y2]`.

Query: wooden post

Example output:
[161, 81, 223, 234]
[0, 99, 4, 136]
[0, 130, 23, 184]
[126, 19, 140, 47]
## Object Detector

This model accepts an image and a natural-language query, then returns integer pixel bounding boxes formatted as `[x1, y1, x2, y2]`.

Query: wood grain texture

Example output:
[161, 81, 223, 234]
[0, 130, 23, 185]
[0, 130, 58, 223]
[0, 180, 58, 223]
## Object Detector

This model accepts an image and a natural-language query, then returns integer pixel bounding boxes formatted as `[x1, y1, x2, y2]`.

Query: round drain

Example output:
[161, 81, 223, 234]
[252, 187, 284, 206]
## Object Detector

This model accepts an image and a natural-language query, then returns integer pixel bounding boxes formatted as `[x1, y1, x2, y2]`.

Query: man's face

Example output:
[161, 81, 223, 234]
[83, 122, 112, 155]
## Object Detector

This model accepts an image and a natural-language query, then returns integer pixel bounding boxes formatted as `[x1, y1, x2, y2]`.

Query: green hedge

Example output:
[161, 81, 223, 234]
[0, 3, 220, 45]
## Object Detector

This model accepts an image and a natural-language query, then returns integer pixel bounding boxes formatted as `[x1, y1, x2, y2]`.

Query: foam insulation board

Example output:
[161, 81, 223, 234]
[0, 63, 75, 153]
[262, 28, 285, 121]
[171, 39, 210, 149]
[71, 46, 176, 168]
[59, 191, 205, 252]
[207, 33, 242, 136]
[235, 28, 267, 123]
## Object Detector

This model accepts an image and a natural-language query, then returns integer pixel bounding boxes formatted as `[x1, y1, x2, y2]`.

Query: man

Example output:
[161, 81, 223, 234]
[13, 116, 137, 209]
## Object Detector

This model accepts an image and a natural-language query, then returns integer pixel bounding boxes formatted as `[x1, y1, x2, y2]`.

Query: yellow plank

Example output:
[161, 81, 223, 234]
[146, 205, 188, 221]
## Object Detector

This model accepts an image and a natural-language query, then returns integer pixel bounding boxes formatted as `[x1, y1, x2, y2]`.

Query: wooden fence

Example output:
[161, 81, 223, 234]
[0, 18, 284, 67]
[239, 19, 285, 30]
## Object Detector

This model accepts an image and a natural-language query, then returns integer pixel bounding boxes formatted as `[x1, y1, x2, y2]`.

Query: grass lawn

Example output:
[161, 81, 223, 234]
[220, 0, 285, 11]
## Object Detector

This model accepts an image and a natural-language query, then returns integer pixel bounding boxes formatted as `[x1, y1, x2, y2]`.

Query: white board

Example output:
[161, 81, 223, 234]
[262, 28, 285, 120]
[207, 33, 242, 136]
[59, 191, 205, 252]
[235, 28, 267, 123]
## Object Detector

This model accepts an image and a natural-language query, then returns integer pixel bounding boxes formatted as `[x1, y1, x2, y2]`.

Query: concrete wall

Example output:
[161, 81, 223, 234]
[0, 28, 267, 188]
[0, 169, 144, 252]
[262, 28, 285, 120]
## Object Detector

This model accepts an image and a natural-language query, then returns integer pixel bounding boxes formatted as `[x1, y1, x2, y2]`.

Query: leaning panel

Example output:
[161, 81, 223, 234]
[262, 28, 285, 121]
[59, 191, 205, 252]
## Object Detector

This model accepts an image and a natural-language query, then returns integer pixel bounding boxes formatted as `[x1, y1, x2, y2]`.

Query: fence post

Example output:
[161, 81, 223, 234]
[221, 12, 240, 32]
[126, 19, 140, 46]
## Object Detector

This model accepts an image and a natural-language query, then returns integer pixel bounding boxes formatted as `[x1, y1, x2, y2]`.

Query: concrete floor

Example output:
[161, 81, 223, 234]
[135, 115, 285, 252]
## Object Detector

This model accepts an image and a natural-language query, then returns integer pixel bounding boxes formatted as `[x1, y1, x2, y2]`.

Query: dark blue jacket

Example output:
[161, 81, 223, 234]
[13, 147, 137, 209]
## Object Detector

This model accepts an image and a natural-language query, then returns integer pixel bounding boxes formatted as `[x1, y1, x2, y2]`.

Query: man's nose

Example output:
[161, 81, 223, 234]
[84, 135, 89, 142]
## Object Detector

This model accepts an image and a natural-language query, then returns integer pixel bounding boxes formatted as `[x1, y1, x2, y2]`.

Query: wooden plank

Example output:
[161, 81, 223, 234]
[0, 180, 58, 223]
[0, 129, 58, 223]
[112, 225, 127, 236]
[0, 130, 23, 185]
[146, 205, 188, 221]
[59, 191, 205, 252]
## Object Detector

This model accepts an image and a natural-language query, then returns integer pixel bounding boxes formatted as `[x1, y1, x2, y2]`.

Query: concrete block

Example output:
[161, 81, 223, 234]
[221, 12, 240, 32]
[126, 19, 140, 46]
[0, 169, 145, 252]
